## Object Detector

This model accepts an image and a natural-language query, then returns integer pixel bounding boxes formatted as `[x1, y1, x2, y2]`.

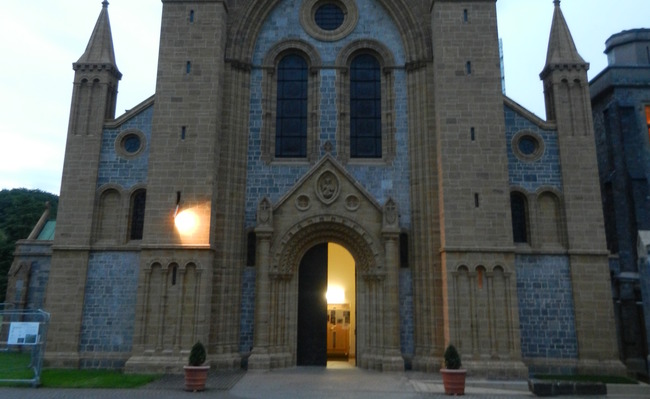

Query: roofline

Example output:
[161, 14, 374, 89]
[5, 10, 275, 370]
[104, 95, 155, 129]
[503, 95, 556, 131]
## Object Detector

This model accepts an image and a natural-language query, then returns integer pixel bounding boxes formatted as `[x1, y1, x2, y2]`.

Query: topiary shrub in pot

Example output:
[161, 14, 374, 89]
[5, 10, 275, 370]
[441, 344, 466, 395]
[184, 341, 209, 392]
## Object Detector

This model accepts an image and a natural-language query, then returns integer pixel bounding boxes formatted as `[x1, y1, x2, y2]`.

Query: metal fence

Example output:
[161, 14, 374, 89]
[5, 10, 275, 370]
[0, 305, 50, 387]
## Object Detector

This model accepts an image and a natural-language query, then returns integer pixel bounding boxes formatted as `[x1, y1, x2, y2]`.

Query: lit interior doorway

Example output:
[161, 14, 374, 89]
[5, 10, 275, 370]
[326, 243, 356, 368]
[296, 242, 356, 367]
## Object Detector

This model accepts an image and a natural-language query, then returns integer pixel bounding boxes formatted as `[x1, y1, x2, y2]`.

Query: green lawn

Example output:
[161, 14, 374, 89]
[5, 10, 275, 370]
[0, 351, 159, 388]
[40, 369, 160, 388]
[0, 351, 34, 380]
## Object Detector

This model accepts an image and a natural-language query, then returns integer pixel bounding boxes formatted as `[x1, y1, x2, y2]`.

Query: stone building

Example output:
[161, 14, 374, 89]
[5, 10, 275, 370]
[590, 28, 650, 377]
[7, 0, 624, 376]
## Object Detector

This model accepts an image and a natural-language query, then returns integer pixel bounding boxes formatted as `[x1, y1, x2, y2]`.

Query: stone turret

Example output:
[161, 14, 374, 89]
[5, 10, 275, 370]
[541, 0, 624, 375]
[45, 1, 122, 367]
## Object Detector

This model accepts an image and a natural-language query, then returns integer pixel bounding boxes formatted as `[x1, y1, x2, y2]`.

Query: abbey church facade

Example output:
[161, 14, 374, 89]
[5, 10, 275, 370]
[8, 0, 625, 376]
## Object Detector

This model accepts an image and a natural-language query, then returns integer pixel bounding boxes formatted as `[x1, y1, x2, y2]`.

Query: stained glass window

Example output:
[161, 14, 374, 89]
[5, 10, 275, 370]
[276, 55, 308, 158]
[315, 4, 344, 31]
[350, 54, 381, 158]
[130, 190, 146, 240]
[510, 192, 528, 243]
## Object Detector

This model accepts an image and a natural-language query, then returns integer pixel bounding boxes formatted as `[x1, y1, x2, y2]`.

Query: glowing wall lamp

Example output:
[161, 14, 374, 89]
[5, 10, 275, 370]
[173, 191, 199, 235]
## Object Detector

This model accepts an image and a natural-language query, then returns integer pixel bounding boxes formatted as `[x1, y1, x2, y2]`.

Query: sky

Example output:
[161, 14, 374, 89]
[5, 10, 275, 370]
[0, 0, 648, 196]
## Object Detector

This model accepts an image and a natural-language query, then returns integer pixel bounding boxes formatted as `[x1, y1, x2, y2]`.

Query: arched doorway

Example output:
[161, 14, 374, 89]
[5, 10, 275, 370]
[297, 243, 357, 367]
[297, 243, 328, 365]
[248, 159, 404, 371]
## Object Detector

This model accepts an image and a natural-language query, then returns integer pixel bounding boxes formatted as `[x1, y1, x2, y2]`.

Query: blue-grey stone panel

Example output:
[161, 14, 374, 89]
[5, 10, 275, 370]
[399, 268, 414, 362]
[516, 254, 578, 359]
[10, 242, 52, 310]
[239, 267, 256, 354]
[97, 105, 153, 189]
[246, 0, 410, 229]
[27, 259, 50, 310]
[79, 252, 139, 354]
[505, 105, 562, 192]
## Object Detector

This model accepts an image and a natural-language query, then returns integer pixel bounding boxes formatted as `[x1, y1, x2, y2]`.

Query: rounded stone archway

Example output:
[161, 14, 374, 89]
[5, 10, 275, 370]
[247, 157, 405, 371]
[272, 217, 380, 276]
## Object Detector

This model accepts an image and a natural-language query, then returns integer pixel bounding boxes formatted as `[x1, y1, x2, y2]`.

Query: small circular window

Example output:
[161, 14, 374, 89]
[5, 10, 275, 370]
[123, 134, 142, 154]
[512, 132, 544, 161]
[315, 4, 345, 31]
[517, 136, 538, 155]
[300, 0, 358, 42]
[116, 129, 146, 158]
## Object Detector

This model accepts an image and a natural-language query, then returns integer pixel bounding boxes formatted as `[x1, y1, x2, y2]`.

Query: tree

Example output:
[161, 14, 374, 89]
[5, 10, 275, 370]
[0, 189, 58, 301]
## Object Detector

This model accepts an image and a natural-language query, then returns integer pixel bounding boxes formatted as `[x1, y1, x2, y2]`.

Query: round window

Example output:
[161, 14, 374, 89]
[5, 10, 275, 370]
[512, 131, 544, 161]
[116, 129, 146, 158]
[517, 136, 538, 156]
[300, 0, 358, 42]
[314, 4, 345, 31]
[122, 134, 142, 154]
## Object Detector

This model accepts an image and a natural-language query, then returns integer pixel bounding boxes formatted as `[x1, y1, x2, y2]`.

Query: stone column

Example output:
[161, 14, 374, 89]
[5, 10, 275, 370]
[248, 198, 273, 369]
[382, 199, 404, 371]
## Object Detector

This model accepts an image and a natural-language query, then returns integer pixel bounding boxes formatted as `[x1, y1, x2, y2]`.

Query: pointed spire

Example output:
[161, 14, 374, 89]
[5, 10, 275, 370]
[75, 1, 120, 77]
[540, 0, 587, 77]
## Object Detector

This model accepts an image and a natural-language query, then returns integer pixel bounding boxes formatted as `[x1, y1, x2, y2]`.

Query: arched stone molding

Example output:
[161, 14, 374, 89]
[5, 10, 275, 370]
[335, 39, 397, 67]
[271, 216, 381, 276]
[534, 187, 568, 250]
[262, 39, 323, 68]
[93, 184, 125, 244]
[135, 259, 204, 352]
[227, 0, 429, 65]
[451, 262, 518, 362]
[260, 40, 322, 163]
[336, 40, 398, 163]
[248, 158, 405, 370]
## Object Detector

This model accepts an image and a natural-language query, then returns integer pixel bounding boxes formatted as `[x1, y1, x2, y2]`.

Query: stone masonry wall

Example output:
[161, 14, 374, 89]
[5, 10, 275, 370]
[399, 267, 414, 366]
[239, 266, 256, 356]
[98, 105, 153, 189]
[245, 0, 410, 228]
[505, 105, 562, 192]
[516, 254, 578, 360]
[79, 251, 139, 368]
[7, 242, 52, 309]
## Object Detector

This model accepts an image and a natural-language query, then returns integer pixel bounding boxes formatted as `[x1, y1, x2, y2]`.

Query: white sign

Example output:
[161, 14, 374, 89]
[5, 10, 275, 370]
[8, 322, 40, 345]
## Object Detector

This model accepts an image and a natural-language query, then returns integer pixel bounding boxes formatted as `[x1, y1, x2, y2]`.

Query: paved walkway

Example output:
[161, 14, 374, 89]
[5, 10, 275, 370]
[1, 362, 648, 398]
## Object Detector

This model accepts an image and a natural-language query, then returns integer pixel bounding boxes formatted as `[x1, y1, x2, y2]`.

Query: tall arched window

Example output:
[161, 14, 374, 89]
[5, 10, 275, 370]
[276, 54, 308, 158]
[510, 192, 528, 243]
[129, 189, 146, 240]
[350, 54, 381, 158]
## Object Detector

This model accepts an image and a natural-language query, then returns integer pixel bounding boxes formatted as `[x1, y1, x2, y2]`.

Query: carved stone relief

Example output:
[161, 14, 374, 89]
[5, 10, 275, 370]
[315, 170, 340, 205]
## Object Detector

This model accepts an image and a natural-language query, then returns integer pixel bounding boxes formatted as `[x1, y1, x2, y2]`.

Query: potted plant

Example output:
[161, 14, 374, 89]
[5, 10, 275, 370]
[184, 341, 209, 391]
[440, 344, 466, 395]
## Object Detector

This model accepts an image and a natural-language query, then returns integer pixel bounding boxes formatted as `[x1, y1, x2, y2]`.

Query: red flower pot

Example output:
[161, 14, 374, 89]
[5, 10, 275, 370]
[441, 368, 466, 395]
[184, 365, 210, 392]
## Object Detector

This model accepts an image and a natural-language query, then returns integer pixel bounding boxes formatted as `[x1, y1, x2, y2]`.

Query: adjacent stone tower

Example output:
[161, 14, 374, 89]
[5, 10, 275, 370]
[540, 1, 622, 374]
[126, 0, 242, 371]
[429, 0, 526, 377]
[44, 1, 121, 366]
